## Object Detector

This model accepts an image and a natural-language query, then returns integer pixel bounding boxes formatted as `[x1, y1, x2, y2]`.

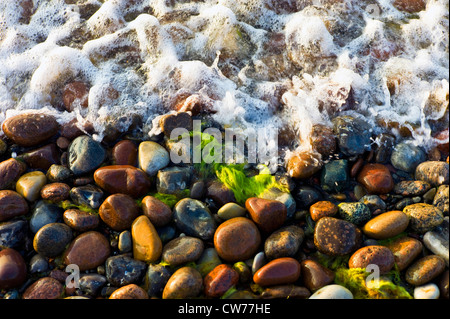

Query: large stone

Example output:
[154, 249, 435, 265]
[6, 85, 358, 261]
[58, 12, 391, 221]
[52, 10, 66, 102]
[245, 197, 287, 233]
[0, 158, 27, 190]
[403, 203, 444, 233]
[63, 209, 99, 232]
[33, 223, 73, 258]
[415, 161, 449, 186]
[286, 151, 322, 179]
[143, 263, 172, 298]
[390, 142, 426, 173]
[20, 143, 60, 170]
[162, 236, 204, 267]
[109, 284, 149, 299]
[0, 248, 27, 290]
[173, 198, 217, 240]
[69, 184, 104, 209]
[141, 195, 173, 227]
[162, 266, 203, 299]
[253, 257, 301, 287]
[0, 190, 28, 222]
[204, 264, 239, 298]
[0, 220, 28, 249]
[156, 166, 192, 195]
[385, 236, 423, 271]
[22, 277, 64, 299]
[433, 185, 449, 215]
[357, 163, 394, 194]
[362, 211, 410, 239]
[68, 135, 106, 176]
[258, 187, 296, 220]
[348, 245, 395, 274]
[99, 194, 139, 231]
[406, 255, 446, 286]
[264, 225, 304, 260]
[138, 141, 170, 176]
[300, 259, 335, 292]
[423, 217, 449, 266]
[112, 139, 138, 166]
[29, 200, 64, 233]
[131, 215, 163, 263]
[332, 115, 372, 156]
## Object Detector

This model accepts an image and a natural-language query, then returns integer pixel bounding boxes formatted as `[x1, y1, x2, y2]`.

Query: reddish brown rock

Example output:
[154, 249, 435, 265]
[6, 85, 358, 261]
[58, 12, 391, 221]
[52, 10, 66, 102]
[0, 190, 28, 222]
[94, 165, 151, 198]
[141, 195, 173, 227]
[40, 183, 70, 202]
[406, 255, 446, 286]
[99, 193, 140, 231]
[309, 201, 338, 222]
[206, 181, 236, 206]
[286, 151, 322, 179]
[214, 217, 261, 262]
[0, 248, 27, 290]
[300, 259, 335, 292]
[0, 158, 27, 190]
[159, 112, 193, 137]
[310, 124, 336, 158]
[2, 113, 59, 147]
[20, 143, 60, 170]
[109, 284, 149, 299]
[22, 277, 64, 299]
[349, 245, 395, 274]
[204, 264, 239, 298]
[253, 257, 301, 287]
[385, 236, 423, 271]
[245, 197, 287, 233]
[63, 209, 100, 232]
[63, 81, 89, 111]
[63, 231, 111, 271]
[393, 0, 426, 13]
[59, 119, 86, 140]
[261, 285, 311, 299]
[357, 163, 394, 194]
[112, 140, 138, 166]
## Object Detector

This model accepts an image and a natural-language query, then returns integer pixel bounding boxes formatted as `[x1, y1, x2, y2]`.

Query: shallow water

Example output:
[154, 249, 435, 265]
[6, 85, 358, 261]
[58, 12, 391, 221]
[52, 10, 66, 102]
[0, 0, 448, 168]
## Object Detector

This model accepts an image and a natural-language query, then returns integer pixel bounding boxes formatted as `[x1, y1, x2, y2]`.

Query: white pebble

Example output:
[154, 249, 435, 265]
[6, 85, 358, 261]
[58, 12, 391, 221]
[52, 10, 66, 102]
[309, 284, 353, 299]
[414, 283, 440, 299]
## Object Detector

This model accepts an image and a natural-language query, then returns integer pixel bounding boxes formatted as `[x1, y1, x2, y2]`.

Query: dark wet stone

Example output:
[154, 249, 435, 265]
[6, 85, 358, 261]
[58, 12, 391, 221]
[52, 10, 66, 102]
[173, 198, 217, 240]
[162, 236, 204, 267]
[0, 190, 28, 222]
[433, 185, 449, 215]
[63, 209, 100, 232]
[46, 164, 72, 182]
[143, 263, 172, 298]
[264, 225, 304, 260]
[29, 200, 64, 233]
[142, 195, 173, 227]
[99, 194, 139, 231]
[394, 180, 432, 196]
[253, 257, 301, 287]
[321, 159, 349, 193]
[162, 266, 203, 299]
[33, 223, 73, 258]
[159, 112, 193, 137]
[79, 274, 108, 297]
[375, 133, 396, 164]
[23, 277, 64, 299]
[332, 115, 372, 156]
[206, 181, 236, 206]
[300, 259, 335, 292]
[359, 195, 386, 213]
[390, 142, 427, 173]
[29, 254, 49, 274]
[156, 166, 192, 195]
[112, 140, 138, 166]
[190, 181, 205, 199]
[157, 225, 177, 244]
[0, 248, 27, 290]
[0, 158, 27, 190]
[68, 135, 107, 176]
[0, 220, 28, 249]
[70, 184, 104, 209]
[293, 186, 322, 209]
[105, 255, 147, 287]
[20, 143, 60, 170]
[338, 202, 371, 226]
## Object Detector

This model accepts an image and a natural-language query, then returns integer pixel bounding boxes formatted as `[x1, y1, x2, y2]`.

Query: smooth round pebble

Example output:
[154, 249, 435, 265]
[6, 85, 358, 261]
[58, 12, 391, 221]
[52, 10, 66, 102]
[348, 245, 395, 274]
[253, 257, 301, 287]
[162, 267, 203, 299]
[110, 284, 149, 299]
[406, 255, 446, 286]
[414, 283, 440, 299]
[309, 284, 353, 299]
[362, 211, 409, 239]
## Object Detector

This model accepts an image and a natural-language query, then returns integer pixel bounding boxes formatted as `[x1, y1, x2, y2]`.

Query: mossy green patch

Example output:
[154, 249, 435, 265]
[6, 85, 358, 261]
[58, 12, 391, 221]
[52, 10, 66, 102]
[58, 200, 98, 214]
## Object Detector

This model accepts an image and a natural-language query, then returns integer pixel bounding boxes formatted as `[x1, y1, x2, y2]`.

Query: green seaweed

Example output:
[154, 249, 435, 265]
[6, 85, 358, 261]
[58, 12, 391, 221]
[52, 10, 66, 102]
[58, 200, 98, 214]
[149, 189, 191, 208]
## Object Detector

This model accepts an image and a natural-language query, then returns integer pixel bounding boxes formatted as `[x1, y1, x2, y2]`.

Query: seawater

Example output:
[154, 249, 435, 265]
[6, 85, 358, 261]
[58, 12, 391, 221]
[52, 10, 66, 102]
[0, 0, 448, 170]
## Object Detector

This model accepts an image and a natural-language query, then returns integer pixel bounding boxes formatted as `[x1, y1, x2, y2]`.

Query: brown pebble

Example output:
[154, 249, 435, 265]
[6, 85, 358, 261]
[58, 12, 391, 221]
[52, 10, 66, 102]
[348, 245, 395, 274]
[261, 285, 311, 299]
[309, 201, 338, 222]
[23, 277, 64, 299]
[245, 197, 287, 233]
[0, 248, 27, 290]
[99, 193, 140, 231]
[300, 259, 335, 292]
[406, 255, 446, 286]
[40, 183, 70, 202]
[357, 163, 394, 194]
[385, 236, 423, 271]
[141, 195, 173, 227]
[112, 140, 138, 166]
[204, 264, 239, 298]
[0, 190, 29, 222]
[253, 257, 301, 287]
[109, 284, 149, 299]
[63, 209, 100, 232]
[362, 210, 409, 239]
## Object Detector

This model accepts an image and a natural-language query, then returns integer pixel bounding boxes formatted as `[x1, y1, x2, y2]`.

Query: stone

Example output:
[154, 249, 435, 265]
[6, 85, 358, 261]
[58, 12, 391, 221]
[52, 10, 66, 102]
[22, 277, 64, 299]
[390, 143, 427, 173]
[0, 158, 27, 190]
[394, 180, 432, 196]
[159, 112, 193, 137]
[332, 115, 371, 156]
[338, 202, 371, 226]
[204, 264, 239, 298]
[20, 143, 60, 170]
[357, 163, 394, 194]
[197, 248, 222, 277]
[406, 255, 446, 286]
[264, 225, 304, 260]
[0, 248, 27, 290]
[78, 274, 107, 296]
[15, 171, 47, 202]
[69, 184, 104, 209]
[40, 182, 70, 202]
[393, 0, 426, 13]
[46, 164, 71, 182]
[157, 225, 176, 244]
[232, 261, 252, 284]
[217, 202, 247, 220]
[141, 195, 173, 227]
[286, 151, 322, 179]
[314, 217, 362, 256]
[438, 270, 449, 299]
[293, 186, 321, 208]
[261, 285, 311, 299]
[253, 257, 301, 287]
[206, 181, 236, 206]
[433, 185, 449, 215]
[131, 215, 163, 263]
[362, 211, 410, 239]
[359, 195, 386, 212]
[105, 255, 147, 287]
[110, 284, 149, 299]
[245, 197, 287, 233]
[214, 217, 261, 262]
[0, 190, 28, 222]
[375, 133, 396, 163]
[300, 259, 335, 292]
[0, 220, 28, 249]
[112, 139, 138, 166]
[29, 200, 64, 233]
[252, 251, 267, 274]
[414, 283, 440, 299]
[309, 201, 338, 222]
[99, 194, 140, 231]
[310, 123, 337, 158]
[162, 266, 203, 299]
[349, 245, 395, 274]
[258, 187, 296, 219]
[309, 284, 353, 299]
[143, 263, 172, 298]
[156, 166, 192, 195]
[138, 141, 170, 176]
[385, 236, 423, 271]
[190, 181, 205, 199]
[415, 161, 449, 186]
[63, 209, 100, 232]
[118, 230, 132, 253]
[2, 113, 59, 147]
[33, 223, 72, 258]
[29, 254, 49, 274]
[321, 159, 349, 193]
[63, 231, 111, 271]
[162, 236, 204, 267]
[403, 203, 444, 233]
[173, 198, 217, 240]
[68, 135, 106, 176]
[94, 165, 151, 198]
[63, 81, 89, 111]
[423, 217, 449, 266]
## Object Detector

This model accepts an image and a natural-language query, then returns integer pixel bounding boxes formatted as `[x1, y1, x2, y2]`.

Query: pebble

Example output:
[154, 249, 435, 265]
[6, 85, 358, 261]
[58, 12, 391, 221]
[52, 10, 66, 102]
[29, 254, 49, 274]
[206, 181, 236, 207]
[33, 222, 73, 258]
[375, 133, 396, 164]
[314, 217, 362, 256]
[110, 284, 149, 299]
[62, 81, 89, 111]
[357, 163, 394, 194]
[157, 225, 176, 244]
[385, 236, 423, 271]
[46, 164, 71, 182]
[162, 266, 203, 299]
[300, 259, 335, 292]
[252, 251, 267, 274]
[131, 215, 162, 263]
[105, 255, 147, 287]
[22, 277, 64, 299]
[2, 113, 59, 147]
[233, 261, 252, 284]
[68, 135, 107, 176]
[29, 200, 64, 233]
[138, 141, 170, 176]
[286, 151, 322, 179]
[63, 209, 100, 232]
[156, 166, 192, 195]
[0, 220, 28, 249]
[0, 248, 27, 290]
[112, 140, 138, 166]
[143, 263, 172, 297]
[414, 283, 440, 299]
[214, 217, 261, 262]
[253, 257, 301, 287]
[217, 202, 247, 220]
[15, 171, 47, 202]
[405, 255, 446, 286]
[78, 274, 107, 296]
[0, 158, 27, 190]
[348, 245, 395, 274]
[94, 165, 151, 198]
[393, 180, 432, 196]
[293, 186, 322, 208]
[332, 115, 371, 156]
[433, 185, 449, 215]
[338, 202, 371, 226]
[159, 112, 193, 137]
[173, 198, 217, 240]
[403, 203, 444, 233]
[415, 161, 449, 186]
[161, 236, 204, 267]
[359, 194, 386, 212]
[99, 193, 140, 231]
[309, 284, 354, 299]
[393, 0, 426, 13]
[190, 181, 205, 199]
[423, 217, 448, 266]
[20, 143, 60, 170]
[390, 142, 426, 173]
[196, 248, 222, 277]
[309, 201, 338, 222]
[69, 184, 104, 209]
[310, 123, 337, 158]
[362, 211, 409, 239]
[245, 197, 287, 233]
[141, 195, 173, 227]
[261, 285, 311, 299]
[40, 182, 70, 202]
[204, 264, 239, 298]
[118, 230, 132, 253]
[320, 159, 349, 193]
[63, 231, 111, 271]
[438, 270, 449, 299]
[0, 190, 28, 222]
[264, 225, 304, 260]
[259, 187, 296, 219]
